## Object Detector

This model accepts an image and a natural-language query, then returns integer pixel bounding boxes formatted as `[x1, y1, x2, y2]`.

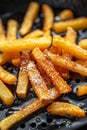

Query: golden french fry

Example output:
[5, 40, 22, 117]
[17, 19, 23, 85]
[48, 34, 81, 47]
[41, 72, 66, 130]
[24, 29, 44, 38]
[78, 39, 87, 50]
[0, 87, 60, 130]
[52, 17, 87, 33]
[59, 9, 74, 21]
[42, 4, 54, 36]
[0, 52, 11, 65]
[0, 80, 14, 105]
[0, 19, 5, 39]
[32, 48, 71, 94]
[49, 45, 61, 55]
[0, 66, 17, 84]
[27, 61, 50, 100]
[7, 19, 18, 40]
[44, 50, 87, 76]
[37, 63, 52, 86]
[53, 35, 87, 60]
[20, 2, 40, 35]
[11, 56, 21, 67]
[16, 70, 28, 98]
[0, 36, 51, 52]
[76, 60, 87, 68]
[77, 85, 87, 96]
[43, 29, 51, 36]
[47, 102, 85, 117]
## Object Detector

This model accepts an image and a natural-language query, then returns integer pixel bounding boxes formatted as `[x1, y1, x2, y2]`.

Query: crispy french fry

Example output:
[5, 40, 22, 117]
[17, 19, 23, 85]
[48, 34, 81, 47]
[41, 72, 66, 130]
[16, 70, 28, 98]
[0, 36, 51, 52]
[77, 85, 87, 96]
[27, 61, 50, 100]
[32, 48, 71, 94]
[37, 63, 52, 86]
[0, 19, 5, 39]
[76, 60, 87, 68]
[78, 39, 87, 50]
[24, 29, 44, 38]
[0, 66, 17, 84]
[16, 50, 30, 98]
[44, 50, 87, 76]
[47, 102, 85, 117]
[59, 9, 74, 21]
[0, 80, 14, 105]
[42, 4, 54, 36]
[7, 19, 18, 40]
[53, 35, 87, 60]
[0, 87, 60, 130]
[49, 45, 61, 55]
[52, 17, 87, 33]
[20, 2, 40, 35]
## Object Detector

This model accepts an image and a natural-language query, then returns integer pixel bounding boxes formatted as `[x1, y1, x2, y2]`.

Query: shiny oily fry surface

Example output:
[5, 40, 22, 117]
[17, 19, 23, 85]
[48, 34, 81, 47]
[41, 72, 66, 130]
[78, 39, 87, 50]
[20, 2, 40, 35]
[77, 85, 87, 96]
[0, 87, 60, 130]
[53, 35, 87, 60]
[0, 80, 14, 106]
[0, 36, 51, 52]
[32, 47, 71, 94]
[7, 19, 18, 40]
[52, 17, 87, 33]
[0, 66, 17, 84]
[27, 61, 50, 100]
[59, 9, 74, 21]
[45, 50, 87, 76]
[47, 102, 85, 117]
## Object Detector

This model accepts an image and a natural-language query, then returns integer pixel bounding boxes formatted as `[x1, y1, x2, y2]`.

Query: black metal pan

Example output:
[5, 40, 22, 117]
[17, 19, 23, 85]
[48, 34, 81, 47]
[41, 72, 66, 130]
[0, 0, 87, 130]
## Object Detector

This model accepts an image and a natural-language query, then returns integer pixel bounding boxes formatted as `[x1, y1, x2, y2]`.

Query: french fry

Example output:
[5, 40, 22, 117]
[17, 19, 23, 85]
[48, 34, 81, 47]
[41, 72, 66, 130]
[0, 87, 60, 130]
[37, 62, 52, 86]
[32, 48, 71, 94]
[16, 70, 28, 98]
[44, 50, 87, 76]
[53, 35, 87, 60]
[0, 66, 17, 84]
[78, 39, 87, 50]
[42, 4, 54, 36]
[16, 50, 30, 98]
[47, 102, 85, 117]
[24, 29, 44, 38]
[20, 2, 40, 35]
[77, 85, 87, 96]
[0, 80, 14, 105]
[59, 9, 74, 21]
[76, 60, 87, 68]
[7, 19, 18, 40]
[0, 19, 5, 39]
[52, 17, 87, 33]
[27, 61, 50, 100]
[49, 45, 61, 55]
[0, 36, 51, 52]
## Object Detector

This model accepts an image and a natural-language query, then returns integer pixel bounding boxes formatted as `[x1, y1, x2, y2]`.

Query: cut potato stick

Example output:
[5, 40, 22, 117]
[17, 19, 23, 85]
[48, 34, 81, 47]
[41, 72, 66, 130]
[59, 9, 74, 21]
[43, 29, 51, 36]
[47, 102, 85, 117]
[45, 50, 87, 76]
[32, 48, 71, 94]
[37, 63, 52, 86]
[77, 85, 87, 96]
[42, 4, 54, 36]
[0, 87, 60, 130]
[0, 19, 5, 39]
[49, 45, 61, 55]
[16, 50, 30, 98]
[0, 80, 14, 106]
[20, 2, 40, 35]
[52, 17, 87, 33]
[27, 61, 50, 100]
[24, 29, 44, 38]
[76, 60, 87, 68]
[7, 19, 18, 40]
[53, 35, 87, 60]
[0, 66, 17, 84]
[78, 39, 87, 50]
[0, 36, 51, 52]
[16, 70, 28, 98]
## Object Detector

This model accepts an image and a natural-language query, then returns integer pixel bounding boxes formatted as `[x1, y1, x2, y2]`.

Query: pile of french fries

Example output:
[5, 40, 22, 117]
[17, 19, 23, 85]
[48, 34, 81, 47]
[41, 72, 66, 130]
[0, 2, 87, 130]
